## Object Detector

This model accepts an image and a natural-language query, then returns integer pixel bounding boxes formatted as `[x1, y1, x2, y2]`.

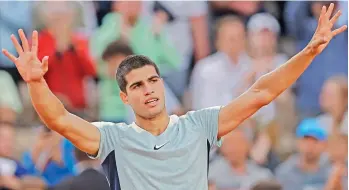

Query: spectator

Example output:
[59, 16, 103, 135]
[251, 180, 282, 190]
[21, 127, 75, 187]
[246, 12, 292, 169]
[284, 1, 348, 119]
[208, 127, 273, 189]
[101, 40, 184, 123]
[327, 133, 348, 166]
[99, 40, 133, 122]
[142, 1, 211, 98]
[0, 71, 23, 123]
[48, 148, 109, 190]
[35, 1, 97, 114]
[33, 1, 98, 38]
[0, 1, 32, 84]
[190, 15, 252, 110]
[275, 118, 331, 190]
[210, 1, 265, 24]
[317, 75, 348, 135]
[90, 1, 179, 77]
[0, 123, 26, 190]
[327, 133, 348, 190]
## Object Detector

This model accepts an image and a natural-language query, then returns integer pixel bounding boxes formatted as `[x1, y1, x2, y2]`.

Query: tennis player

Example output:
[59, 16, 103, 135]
[2, 4, 346, 190]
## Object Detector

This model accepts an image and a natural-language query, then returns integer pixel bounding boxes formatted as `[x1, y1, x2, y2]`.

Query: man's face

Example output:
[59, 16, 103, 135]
[220, 130, 250, 164]
[248, 30, 277, 53]
[106, 54, 127, 78]
[120, 65, 166, 119]
[319, 81, 343, 114]
[113, 1, 142, 23]
[216, 21, 246, 56]
[297, 136, 325, 163]
[0, 125, 15, 158]
[42, 2, 75, 31]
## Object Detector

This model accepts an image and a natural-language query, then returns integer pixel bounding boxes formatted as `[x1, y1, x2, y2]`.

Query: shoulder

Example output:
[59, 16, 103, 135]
[193, 53, 227, 79]
[91, 121, 128, 133]
[101, 12, 120, 25]
[248, 161, 273, 178]
[181, 107, 222, 120]
[275, 154, 299, 177]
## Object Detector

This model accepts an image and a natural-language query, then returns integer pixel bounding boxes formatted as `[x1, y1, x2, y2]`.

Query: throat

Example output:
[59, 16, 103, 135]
[135, 113, 170, 136]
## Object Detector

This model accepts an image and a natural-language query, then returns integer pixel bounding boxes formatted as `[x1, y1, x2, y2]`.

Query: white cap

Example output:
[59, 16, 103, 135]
[247, 13, 281, 35]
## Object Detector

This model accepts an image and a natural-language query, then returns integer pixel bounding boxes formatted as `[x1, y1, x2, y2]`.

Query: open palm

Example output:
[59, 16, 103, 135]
[1, 29, 49, 83]
[309, 3, 347, 55]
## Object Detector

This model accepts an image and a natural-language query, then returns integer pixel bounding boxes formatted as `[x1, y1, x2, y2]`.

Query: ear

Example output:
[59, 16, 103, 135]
[120, 91, 129, 104]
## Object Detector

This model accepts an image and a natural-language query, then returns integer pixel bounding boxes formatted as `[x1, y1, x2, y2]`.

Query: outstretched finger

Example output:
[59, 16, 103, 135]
[330, 10, 342, 25]
[42, 56, 49, 73]
[320, 6, 327, 19]
[2, 49, 17, 63]
[326, 3, 335, 18]
[332, 25, 348, 36]
[10, 34, 23, 55]
[31, 30, 39, 56]
[18, 29, 30, 52]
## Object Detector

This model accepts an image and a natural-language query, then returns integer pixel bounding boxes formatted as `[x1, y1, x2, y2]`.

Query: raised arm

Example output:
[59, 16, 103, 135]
[2, 29, 100, 156]
[218, 3, 347, 138]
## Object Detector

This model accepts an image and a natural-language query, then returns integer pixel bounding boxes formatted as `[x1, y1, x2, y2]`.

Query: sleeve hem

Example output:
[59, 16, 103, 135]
[87, 124, 103, 160]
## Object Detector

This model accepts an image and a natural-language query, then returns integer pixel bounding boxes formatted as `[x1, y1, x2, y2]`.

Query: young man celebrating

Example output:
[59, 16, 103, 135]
[2, 4, 347, 190]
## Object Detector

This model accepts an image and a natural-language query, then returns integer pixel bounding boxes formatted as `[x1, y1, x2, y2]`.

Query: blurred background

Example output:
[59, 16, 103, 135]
[0, 1, 347, 190]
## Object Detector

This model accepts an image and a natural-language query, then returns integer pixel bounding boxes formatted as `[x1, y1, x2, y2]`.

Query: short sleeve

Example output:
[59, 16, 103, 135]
[88, 122, 120, 162]
[186, 106, 222, 148]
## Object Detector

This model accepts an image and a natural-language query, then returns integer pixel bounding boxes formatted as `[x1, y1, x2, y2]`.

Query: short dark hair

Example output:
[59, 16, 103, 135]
[102, 39, 133, 61]
[116, 55, 160, 93]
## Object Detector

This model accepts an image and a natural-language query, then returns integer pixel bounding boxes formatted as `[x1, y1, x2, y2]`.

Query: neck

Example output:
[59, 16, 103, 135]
[250, 47, 276, 59]
[135, 110, 170, 136]
[220, 49, 240, 64]
[299, 157, 320, 172]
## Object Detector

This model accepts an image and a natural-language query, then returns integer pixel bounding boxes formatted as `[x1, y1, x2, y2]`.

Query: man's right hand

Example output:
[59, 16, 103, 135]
[2, 29, 48, 83]
[1, 29, 101, 156]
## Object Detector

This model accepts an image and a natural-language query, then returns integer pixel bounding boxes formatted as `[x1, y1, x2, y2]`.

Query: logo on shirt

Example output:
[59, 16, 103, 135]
[153, 142, 169, 150]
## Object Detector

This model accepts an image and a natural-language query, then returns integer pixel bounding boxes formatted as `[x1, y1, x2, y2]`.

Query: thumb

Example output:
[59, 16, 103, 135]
[42, 56, 49, 72]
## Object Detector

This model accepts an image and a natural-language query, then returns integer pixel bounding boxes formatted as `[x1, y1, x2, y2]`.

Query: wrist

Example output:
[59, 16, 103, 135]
[302, 45, 318, 58]
[28, 78, 46, 85]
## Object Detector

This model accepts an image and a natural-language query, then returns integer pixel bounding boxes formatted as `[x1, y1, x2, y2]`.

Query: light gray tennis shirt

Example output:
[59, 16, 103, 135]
[89, 107, 222, 190]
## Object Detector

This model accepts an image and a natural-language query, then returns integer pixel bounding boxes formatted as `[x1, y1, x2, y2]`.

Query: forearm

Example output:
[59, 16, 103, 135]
[27, 79, 68, 132]
[252, 46, 316, 102]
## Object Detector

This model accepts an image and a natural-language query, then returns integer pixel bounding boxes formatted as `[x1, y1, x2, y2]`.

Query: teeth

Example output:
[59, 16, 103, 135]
[146, 99, 158, 104]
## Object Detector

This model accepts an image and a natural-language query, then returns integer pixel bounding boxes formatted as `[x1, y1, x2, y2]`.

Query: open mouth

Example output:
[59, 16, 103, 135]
[145, 98, 159, 105]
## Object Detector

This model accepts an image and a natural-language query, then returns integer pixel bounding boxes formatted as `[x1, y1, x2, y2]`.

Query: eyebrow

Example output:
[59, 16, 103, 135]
[148, 75, 160, 81]
[128, 75, 160, 89]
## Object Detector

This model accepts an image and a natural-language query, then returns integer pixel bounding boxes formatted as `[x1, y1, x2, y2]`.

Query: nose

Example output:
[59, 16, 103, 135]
[143, 83, 154, 96]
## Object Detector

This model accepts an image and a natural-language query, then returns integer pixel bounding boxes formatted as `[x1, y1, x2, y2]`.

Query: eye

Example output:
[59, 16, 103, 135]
[133, 84, 141, 89]
[150, 78, 158, 83]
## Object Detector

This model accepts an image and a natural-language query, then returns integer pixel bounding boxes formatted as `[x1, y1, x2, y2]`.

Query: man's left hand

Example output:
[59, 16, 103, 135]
[308, 3, 347, 55]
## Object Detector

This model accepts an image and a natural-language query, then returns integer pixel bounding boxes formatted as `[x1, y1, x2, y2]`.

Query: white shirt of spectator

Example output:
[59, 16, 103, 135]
[190, 51, 252, 110]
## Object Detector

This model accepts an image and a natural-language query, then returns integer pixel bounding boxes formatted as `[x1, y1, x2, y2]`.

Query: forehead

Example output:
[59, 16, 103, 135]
[124, 65, 159, 84]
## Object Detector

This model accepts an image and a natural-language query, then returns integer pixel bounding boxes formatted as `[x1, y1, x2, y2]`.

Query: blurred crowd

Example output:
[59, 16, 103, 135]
[0, 1, 348, 190]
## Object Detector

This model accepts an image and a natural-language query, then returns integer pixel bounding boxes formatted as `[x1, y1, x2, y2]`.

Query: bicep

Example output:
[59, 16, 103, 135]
[53, 112, 100, 156]
[218, 89, 268, 138]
